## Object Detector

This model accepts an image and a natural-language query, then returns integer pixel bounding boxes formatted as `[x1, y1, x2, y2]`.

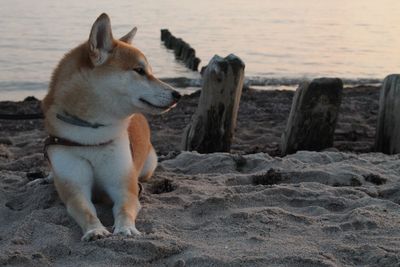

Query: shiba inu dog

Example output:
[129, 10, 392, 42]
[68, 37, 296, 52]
[41, 13, 181, 241]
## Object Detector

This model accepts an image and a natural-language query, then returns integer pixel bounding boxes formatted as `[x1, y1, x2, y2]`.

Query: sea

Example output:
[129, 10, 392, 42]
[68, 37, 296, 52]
[1, 0, 400, 100]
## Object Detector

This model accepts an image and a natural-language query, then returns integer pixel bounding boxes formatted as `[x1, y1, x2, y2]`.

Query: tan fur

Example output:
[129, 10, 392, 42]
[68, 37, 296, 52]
[129, 114, 152, 175]
[54, 178, 106, 235]
[42, 43, 92, 114]
[43, 13, 179, 241]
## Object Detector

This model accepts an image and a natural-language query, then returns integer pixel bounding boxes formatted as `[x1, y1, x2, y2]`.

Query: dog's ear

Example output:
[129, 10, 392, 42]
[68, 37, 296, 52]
[119, 27, 137, 44]
[88, 13, 114, 66]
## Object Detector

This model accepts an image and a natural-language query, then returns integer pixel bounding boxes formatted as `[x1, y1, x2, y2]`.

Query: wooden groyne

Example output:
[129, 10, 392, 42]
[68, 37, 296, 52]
[161, 29, 201, 71]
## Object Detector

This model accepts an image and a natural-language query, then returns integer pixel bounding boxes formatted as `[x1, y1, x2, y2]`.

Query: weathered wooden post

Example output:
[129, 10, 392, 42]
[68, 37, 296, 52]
[190, 57, 201, 71]
[160, 29, 201, 71]
[178, 43, 190, 60]
[161, 29, 171, 41]
[165, 35, 176, 49]
[182, 54, 245, 153]
[173, 38, 185, 58]
[281, 78, 343, 155]
[375, 74, 400, 154]
[186, 56, 200, 71]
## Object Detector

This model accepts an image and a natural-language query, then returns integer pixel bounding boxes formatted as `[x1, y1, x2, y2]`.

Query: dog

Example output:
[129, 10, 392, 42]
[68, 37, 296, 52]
[41, 13, 181, 241]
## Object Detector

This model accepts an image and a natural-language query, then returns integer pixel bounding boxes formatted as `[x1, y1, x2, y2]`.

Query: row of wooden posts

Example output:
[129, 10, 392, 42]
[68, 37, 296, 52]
[180, 52, 400, 156]
[161, 29, 201, 71]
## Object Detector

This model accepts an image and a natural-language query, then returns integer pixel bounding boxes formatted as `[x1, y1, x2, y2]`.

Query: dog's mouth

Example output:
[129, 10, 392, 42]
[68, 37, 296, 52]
[139, 98, 177, 110]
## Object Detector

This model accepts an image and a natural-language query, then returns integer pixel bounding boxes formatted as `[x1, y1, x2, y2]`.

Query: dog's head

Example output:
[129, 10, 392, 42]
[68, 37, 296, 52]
[80, 13, 181, 116]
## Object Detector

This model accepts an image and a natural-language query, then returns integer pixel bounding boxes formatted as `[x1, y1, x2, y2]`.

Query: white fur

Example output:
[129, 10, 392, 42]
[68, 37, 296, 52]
[47, 71, 177, 145]
[140, 147, 158, 180]
[48, 131, 141, 234]
[88, 70, 177, 115]
[45, 56, 177, 239]
[48, 132, 132, 194]
[43, 13, 181, 241]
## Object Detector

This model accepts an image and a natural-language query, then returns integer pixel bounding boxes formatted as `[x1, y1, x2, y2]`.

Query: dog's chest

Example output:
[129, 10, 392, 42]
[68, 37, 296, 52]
[84, 138, 133, 182]
[48, 135, 134, 186]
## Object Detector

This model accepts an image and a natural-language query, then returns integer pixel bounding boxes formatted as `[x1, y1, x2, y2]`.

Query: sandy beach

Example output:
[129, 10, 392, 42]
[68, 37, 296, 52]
[1, 86, 400, 266]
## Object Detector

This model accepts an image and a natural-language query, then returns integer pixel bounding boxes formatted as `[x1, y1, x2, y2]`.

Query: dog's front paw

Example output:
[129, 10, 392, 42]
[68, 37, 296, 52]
[113, 225, 141, 237]
[82, 227, 111, 241]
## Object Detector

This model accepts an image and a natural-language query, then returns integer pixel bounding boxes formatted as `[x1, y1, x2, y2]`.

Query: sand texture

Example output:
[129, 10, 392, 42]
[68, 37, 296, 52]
[1, 87, 399, 267]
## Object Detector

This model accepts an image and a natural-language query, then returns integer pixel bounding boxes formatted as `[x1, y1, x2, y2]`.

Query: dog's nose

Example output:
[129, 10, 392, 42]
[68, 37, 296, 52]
[172, 91, 181, 101]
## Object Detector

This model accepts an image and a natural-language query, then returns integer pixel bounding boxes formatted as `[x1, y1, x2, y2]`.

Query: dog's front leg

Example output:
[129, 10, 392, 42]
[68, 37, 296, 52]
[49, 150, 110, 241]
[56, 180, 111, 241]
[104, 173, 141, 236]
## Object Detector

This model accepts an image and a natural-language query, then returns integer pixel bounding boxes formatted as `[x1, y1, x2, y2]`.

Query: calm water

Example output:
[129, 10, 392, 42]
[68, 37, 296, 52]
[1, 0, 400, 100]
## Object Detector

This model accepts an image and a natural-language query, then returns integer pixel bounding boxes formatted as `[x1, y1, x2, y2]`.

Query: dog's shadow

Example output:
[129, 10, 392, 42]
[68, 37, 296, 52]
[95, 204, 114, 228]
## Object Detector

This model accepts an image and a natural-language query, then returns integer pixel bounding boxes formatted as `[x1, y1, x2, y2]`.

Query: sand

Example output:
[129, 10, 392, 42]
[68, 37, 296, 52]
[0, 87, 399, 267]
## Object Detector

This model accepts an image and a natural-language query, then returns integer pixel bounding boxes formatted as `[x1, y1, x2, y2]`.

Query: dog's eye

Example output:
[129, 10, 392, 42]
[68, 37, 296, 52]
[133, 67, 146, 76]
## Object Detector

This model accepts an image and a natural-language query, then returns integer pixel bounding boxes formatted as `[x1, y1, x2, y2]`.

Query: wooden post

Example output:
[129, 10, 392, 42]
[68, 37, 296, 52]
[281, 78, 343, 155]
[375, 74, 400, 154]
[189, 57, 201, 71]
[183, 47, 195, 63]
[165, 35, 176, 49]
[182, 54, 245, 153]
[160, 29, 171, 41]
[173, 38, 185, 58]
[160, 29, 201, 72]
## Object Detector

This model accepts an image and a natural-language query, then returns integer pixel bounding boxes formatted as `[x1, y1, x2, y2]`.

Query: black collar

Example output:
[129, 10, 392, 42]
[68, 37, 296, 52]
[56, 111, 107, 129]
